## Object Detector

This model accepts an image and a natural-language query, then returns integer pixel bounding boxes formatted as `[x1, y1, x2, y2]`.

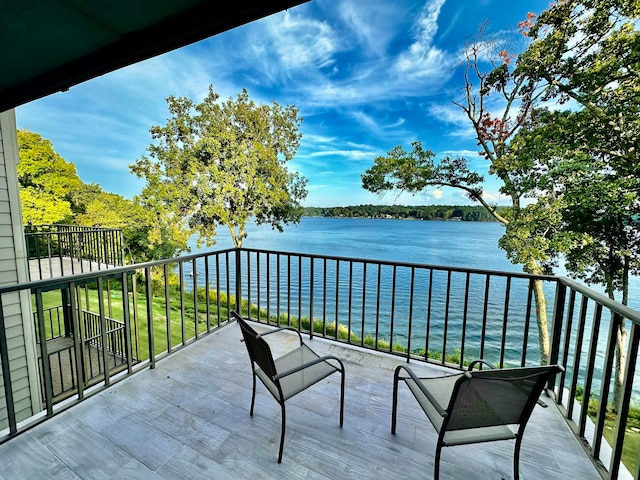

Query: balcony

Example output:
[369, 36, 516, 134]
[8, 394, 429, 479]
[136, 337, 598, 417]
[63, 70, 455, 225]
[0, 248, 637, 479]
[24, 225, 124, 281]
[0, 321, 600, 479]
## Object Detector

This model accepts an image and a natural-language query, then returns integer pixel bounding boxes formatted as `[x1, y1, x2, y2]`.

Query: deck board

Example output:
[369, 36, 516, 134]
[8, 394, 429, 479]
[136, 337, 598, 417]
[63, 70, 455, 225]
[0, 322, 602, 479]
[29, 256, 117, 281]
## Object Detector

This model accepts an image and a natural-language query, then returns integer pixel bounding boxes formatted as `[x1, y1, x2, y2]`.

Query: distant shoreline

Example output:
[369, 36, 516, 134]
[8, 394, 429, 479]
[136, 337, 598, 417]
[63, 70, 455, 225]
[302, 204, 506, 222]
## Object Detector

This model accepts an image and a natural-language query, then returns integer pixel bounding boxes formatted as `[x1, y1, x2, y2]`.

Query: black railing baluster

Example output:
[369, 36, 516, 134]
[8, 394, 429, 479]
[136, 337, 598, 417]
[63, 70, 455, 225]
[256, 252, 262, 321]
[334, 260, 340, 341]
[558, 288, 577, 406]
[322, 258, 327, 335]
[216, 254, 221, 325]
[244, 252, 250, 320]
[205, 255, 211, 331]
[580, 303, 603, 438]
[460, 272, 470, 368]
[375, 263, 382, 351]
[225, 251, 231, 321]
[97, 277, 110, 387]
[480, 275, 490, 363]
[144, 267, 155, 369]
[121, 271, 133, 374]
[164, 264, 171, 352]
[266, 252, 271, 324]
[179, 262, 186, 345]
[277, 253, 282, 323]
[70, 282, 85, 399]
[521, 279, 534, 367]
[442, 270, 451, 365]
[309, 258, 315, 339]
[425, 268, 433, 361]
[361, 262, 367, 347]
[390, 265, 396, 355]
[348, 261, 353, 343]
[499, 276, 511, 368]
[193, 258, 199, 339]
[407, 267, 415, 361]
[298, 255, 302, 329]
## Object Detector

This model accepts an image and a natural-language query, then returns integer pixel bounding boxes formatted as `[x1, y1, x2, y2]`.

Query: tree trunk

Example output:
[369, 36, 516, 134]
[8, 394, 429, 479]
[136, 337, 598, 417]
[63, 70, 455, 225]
[533, 277, 550, 365]
[527, 259, 550, 365]
[612, 257, 630, 413]
[614, 321, 628, 413]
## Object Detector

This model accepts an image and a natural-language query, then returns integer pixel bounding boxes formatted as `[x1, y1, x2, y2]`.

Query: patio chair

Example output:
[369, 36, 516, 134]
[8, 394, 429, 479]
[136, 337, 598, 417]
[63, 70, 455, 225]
[391, 360, 564, 480]
[232, 311, 345, 463]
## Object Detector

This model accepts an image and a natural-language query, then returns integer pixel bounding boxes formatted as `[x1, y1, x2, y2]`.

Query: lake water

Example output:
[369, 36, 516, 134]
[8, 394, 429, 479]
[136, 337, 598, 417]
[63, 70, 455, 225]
[207, 216, 516, 271]
[191, 216, 640, 401]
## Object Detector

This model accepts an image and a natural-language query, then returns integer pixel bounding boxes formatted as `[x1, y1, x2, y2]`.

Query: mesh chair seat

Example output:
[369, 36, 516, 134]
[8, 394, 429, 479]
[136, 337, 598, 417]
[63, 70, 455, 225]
[233, 311, 345, 463]
[256, 343, 341, 400]
[392, 361, 563, 480]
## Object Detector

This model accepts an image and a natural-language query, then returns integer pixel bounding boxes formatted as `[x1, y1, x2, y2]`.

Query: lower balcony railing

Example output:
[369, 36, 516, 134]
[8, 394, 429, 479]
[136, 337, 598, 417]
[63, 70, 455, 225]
[24, 224, 124, 280]
[0, 247, 639, 479]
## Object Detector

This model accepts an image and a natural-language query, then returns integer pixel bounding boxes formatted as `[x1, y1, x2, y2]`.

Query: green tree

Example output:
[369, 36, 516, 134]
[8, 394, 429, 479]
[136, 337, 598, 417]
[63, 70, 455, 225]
[514, 0, 640, 411]
[76, 191, 188, 263]
[17, 130, 83, 225]
[361, 27, 560, 364]
[131, 86, 308, 249]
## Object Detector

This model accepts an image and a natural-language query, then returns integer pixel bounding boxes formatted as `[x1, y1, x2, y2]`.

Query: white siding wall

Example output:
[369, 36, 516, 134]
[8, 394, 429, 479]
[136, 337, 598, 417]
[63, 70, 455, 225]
[0, 110, 41, 428]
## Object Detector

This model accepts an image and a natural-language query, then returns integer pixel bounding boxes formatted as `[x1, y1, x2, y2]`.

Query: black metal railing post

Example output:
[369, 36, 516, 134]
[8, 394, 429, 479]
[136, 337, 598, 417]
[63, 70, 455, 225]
[235, 248, 242, 316]
[548, 280, 566, 391]
[0, 299, 17, 435]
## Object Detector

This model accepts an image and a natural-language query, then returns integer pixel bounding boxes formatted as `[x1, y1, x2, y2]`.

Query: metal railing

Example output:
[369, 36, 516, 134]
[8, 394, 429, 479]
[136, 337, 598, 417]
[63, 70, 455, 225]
[25, 225, 124, 280]
[0, 246, 638, 478]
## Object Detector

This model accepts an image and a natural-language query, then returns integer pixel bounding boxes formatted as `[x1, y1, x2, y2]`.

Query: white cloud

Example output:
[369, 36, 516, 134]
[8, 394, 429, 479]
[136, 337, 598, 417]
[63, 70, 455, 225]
[308, 150, 374, 160]
[337, 0, 408, 56]
[393, 0, 453, 80]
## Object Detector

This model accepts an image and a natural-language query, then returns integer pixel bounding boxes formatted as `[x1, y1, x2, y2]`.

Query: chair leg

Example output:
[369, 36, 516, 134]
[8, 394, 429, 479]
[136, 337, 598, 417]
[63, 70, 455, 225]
[278, 402, 286, 463]
[513, 435, 522, 480]
[339, 367, 345, 427]
[434, 442, 442, 480]
[250, 373, 256, 416]
[391, 366, 401, 434]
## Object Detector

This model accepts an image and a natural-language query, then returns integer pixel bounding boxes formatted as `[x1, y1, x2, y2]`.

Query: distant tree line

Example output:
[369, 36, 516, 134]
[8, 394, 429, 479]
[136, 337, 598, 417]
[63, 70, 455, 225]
[303, 204, 507, 221]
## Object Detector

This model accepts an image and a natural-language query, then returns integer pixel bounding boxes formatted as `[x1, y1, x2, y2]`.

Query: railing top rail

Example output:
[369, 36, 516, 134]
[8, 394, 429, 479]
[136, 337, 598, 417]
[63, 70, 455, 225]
[24, 227, 123, 235]
[238, 246, 557, 282]
[3, 245, 559, 295]
[0, 247, 238, 294]
[559, 276, 640, 325]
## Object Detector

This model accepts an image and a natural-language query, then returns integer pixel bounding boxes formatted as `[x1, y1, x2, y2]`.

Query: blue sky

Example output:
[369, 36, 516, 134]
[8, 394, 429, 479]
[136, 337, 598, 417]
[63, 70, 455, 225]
[16, 0, 550, 207]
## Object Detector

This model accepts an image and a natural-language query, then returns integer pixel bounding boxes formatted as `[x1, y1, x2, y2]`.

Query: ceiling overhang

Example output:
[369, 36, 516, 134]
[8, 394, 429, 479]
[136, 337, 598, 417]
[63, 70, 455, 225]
[0, 0, 308, 112]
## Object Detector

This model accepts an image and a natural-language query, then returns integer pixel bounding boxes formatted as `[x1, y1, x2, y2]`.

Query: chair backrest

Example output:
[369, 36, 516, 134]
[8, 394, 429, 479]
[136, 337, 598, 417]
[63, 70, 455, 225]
[233, 312, 279, 380]
[445, 365, 563, 432]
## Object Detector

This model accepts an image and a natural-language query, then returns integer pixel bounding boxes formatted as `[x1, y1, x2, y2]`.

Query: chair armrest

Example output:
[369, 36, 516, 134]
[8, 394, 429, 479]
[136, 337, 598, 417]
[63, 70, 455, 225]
[257, 326, 304, 346]
[467, 359, 496, 371]
[273, 355, 344, 380]
[394, 365, 452, 417]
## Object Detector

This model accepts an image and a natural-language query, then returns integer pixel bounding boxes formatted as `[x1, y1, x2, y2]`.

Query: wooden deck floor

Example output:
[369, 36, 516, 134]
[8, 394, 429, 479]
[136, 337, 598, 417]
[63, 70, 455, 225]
[29, 256, 117, 281]
[0, 322, 602, 479]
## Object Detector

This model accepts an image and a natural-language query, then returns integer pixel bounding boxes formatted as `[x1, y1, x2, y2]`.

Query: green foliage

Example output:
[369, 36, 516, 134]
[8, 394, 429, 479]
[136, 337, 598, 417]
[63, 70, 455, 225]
[303, 204, 507, 222]
[17, 130, 82, 225]
[16, 130, 186, 263]
[361, 142, 487, 209]
[131, 86, 308, 248]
